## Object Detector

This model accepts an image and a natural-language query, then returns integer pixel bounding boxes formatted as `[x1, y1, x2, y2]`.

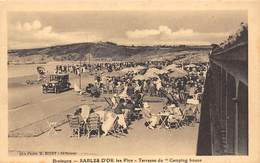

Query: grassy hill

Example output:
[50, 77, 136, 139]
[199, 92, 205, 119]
[8, 42, 211, 63]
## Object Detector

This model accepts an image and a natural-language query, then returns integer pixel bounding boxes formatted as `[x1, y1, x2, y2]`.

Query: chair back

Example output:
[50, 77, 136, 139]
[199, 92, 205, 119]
[86, 114, 101, 130]
[67, 114, 81, 128]
[104, 97, 113, 106]
[112, 116, 120, 130]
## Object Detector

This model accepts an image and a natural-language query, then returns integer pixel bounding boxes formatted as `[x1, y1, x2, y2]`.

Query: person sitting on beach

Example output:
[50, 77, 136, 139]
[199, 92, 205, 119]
[124, 99, 135, 123]
[170, 105, 184, 123]
[87, 108, 100, 122]
[73, 108, 85, 125]
[100, 110, 117, 136]
[132, 90, 143, 108]
[114, 98, 128, 134]
[184, 107, 195, 126]
[89, 84, 101, 98]
[142, 102, 158, 129]
[79, 104, 92, 122]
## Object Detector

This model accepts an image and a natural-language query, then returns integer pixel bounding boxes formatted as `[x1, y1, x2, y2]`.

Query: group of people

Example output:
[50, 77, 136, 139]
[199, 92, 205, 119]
[85, 62, 207, 104]
[72, 89, 144, 137]
[142, 101, 200, 130]
[68, 59, 207, 138]
[54, 59, 187, 77]
[55, 64, 84, 75]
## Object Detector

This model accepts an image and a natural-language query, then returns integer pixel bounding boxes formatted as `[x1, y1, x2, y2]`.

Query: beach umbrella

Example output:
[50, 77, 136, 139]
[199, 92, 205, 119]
[135, 65, 147, 70]
[168, 68, 188, 78]
[143, 72, 159, 79]
[122, 66, 146, 74]
[133, 75, 146, 80]
[145, 68, 161, 75]
[106, 71, 126, 77]
[156, 69, 168, 74]
[121, 67, 135, 73]
[164, 64, 178, 71]
[133, 72, 159, 80]
[148, 65, 157, 68]
[146, 67, 168, 75]
[184, 64, 196, 68]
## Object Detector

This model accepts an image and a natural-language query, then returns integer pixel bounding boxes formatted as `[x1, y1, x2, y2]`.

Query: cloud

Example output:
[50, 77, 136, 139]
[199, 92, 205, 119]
[8, 20, 102, 49]
[126, 25, 229, 45]
[16, 20, 42, 31]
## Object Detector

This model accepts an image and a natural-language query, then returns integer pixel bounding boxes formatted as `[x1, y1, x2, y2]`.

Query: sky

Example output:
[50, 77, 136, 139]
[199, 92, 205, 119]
[7, 10, 247, 49]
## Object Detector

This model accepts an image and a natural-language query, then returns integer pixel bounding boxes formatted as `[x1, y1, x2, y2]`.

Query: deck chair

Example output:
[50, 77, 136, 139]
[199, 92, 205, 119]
[123, 109, 133, 126]
[114, 96, 120, 104]
[107, 116, 124, 137]
[104, 97, 113, 107]
[67, 114, 85, 138]
[104, 97, 114, 111]
[86, 114, 101, 139]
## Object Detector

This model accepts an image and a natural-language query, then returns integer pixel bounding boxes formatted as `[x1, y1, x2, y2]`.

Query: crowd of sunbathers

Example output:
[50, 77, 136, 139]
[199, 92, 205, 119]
[80, 61, 207, 99]
[69, 60, 207, 137]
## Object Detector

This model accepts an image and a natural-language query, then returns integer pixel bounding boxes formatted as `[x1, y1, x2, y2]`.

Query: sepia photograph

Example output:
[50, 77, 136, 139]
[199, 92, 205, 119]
[6, 9, 249, 157]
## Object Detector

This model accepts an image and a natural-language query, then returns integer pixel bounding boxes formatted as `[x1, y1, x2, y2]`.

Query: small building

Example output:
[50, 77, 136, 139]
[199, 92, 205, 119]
[197, 24, 248, 155]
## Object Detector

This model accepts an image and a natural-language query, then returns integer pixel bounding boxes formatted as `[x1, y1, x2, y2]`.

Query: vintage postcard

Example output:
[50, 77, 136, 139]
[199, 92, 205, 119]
[0, 0, 260, 163]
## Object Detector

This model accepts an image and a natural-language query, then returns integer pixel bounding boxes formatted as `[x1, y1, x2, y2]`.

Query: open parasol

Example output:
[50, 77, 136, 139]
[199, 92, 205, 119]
[105, 71, 126, 77]
[168, 68, 188, 78]
[164, 64, 178, 71]
[133, 75, 146, 80]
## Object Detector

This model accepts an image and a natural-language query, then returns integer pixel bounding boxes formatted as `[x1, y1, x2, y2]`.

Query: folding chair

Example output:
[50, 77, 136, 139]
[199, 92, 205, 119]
[47, 121, 57, 135]
[67, 114, 85, 138]
[107, 117, 124, 137]
[86, 114, 101, 139]
[158, 113, 169, 129]
[104, 97, 114, 109]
